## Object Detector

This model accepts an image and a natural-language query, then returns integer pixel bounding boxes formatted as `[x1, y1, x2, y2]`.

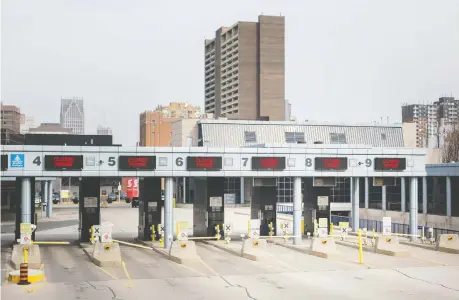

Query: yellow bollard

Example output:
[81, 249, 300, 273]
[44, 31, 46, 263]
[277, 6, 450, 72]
[23, 247, 29, 264]
[90, 226, 95, 244]
[151, 225, 156, 242]
[372, 228, 376, 246]
[248, 220, 251, 236]
[158, 224, 164, 247]
[269, 222, 274, 238]
[357, 229, 364, 264]
[330, 223, 334, 235]
[215, 225, 221, 240]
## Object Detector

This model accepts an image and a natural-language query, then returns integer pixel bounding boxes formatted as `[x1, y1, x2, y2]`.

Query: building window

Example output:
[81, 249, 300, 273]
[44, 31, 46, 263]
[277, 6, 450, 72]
[244, 131, 257, 143]
[330, 133, 347, 144]
[285, 132, 305, 143]
[277, 177, 293, 203]
[224, 178, 241, 203]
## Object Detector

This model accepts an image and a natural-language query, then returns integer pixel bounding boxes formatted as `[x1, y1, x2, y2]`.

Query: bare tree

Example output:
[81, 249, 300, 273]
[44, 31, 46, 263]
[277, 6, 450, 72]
[442, 127, 459, 163]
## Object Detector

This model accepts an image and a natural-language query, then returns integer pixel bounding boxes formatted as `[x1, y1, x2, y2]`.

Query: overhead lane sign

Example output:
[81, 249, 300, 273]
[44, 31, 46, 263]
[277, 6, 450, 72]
[251, 157, 286, 171]
[118, 156, 156, 170]
[10, 154, 25, 168]
[45, 155, 83, 170]
[186, 156, 222, 171]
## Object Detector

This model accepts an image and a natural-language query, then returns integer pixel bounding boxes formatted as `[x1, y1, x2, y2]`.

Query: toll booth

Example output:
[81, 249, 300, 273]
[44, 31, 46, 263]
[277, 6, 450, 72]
[14, 178, 37, 242]
[192, 177, 225, 237]
[79, 177, 101, 242]
[251, 178, 277, 236]
[138, 177, 163, 241]
[303, 177, 333, 234]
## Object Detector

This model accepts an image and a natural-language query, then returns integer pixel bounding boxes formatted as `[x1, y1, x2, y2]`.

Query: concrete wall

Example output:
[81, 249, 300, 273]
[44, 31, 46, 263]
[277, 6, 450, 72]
[360, 208, 459, 231]
[171, 119, 200, 147]
[402, 122, 417, 147]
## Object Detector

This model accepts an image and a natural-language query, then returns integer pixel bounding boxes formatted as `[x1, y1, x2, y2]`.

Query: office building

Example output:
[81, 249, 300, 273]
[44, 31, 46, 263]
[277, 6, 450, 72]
[97, 125, 112, 135]
[60, 97, 85, 135]
[1, 105, 21, 133]
[204, 15, 285, 121]
[139, 102, 201, 147]
[19, 115, 37, 134]
[402, 96, 458, 148]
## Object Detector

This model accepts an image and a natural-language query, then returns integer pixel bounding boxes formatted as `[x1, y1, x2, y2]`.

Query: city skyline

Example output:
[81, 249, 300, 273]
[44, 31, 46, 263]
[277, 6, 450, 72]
[2, 0, 459, 146]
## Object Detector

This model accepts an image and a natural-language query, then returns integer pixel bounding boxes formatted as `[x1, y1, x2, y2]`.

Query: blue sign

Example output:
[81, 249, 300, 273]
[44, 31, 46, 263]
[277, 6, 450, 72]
[10, 154, 25, 168]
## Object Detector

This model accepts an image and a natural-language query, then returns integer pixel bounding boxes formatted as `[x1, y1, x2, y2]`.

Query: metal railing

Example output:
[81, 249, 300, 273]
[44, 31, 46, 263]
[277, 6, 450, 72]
[276, 205, 459, 238]
[330, 214, 459, 238]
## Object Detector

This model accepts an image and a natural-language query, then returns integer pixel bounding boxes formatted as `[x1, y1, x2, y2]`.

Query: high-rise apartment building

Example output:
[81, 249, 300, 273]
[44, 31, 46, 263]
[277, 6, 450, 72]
[204, 15, 285, 121]
[139, 102, 201, 146]
[97, 125, 113, 136]
[402, 97, 458, 147]
[60, 97, 85, 135]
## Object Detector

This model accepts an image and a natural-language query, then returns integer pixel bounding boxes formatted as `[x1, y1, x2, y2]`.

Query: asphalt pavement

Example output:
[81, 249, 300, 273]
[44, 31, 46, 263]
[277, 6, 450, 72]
[2, 205, 459, 299]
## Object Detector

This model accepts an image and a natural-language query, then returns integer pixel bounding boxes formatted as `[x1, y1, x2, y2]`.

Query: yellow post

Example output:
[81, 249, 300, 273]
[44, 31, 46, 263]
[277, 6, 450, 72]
[269, 222, 273, 237]
[372, 228, 376, 245]
[151, 225, 155, 242]
[357, 229, 364, 264]
[248, 220, 251, 236]
[330, 223, 334, 235]
[23, 247, 29, 264]
[90, 226, 94, 244]
[215, 225, 221, 240]
[158, 224, 164, 247]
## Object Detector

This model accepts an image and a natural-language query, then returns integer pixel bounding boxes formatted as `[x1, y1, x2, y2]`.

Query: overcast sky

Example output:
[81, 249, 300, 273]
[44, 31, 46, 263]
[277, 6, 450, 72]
[1, 0, 458, 146]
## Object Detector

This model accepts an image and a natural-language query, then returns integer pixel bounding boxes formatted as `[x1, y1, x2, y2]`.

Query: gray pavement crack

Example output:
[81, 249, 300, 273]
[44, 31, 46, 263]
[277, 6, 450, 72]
[220, 276, 257, 300]
[393, 269, 459, 292]
[86, 281, 123, 299]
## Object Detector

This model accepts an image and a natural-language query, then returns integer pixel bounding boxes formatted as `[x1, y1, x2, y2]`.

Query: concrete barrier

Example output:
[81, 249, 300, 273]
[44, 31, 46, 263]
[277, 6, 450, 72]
[11, 244, 41, 269]
[168, 241, 200, 264]
[375, 236, 410, 257]
[309, 238, 338, 259]
[436, 234, 459, 254]
[91, 241, 122, 267]
[241, 238, 270, 261]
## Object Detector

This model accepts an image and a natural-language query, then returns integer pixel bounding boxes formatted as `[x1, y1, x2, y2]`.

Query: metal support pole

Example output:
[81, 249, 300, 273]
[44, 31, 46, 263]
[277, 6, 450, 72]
[364, 177, 369, 209]
[183, 177, 186, 204]
[422, 177, 427, 214]
[381, 186, 387, 211]
[401, 177, 406, 213]
[21, 178, 32, 223]
[43, 181, 49, 217]
[293, 177, 302, 245]
[446, 176, 452, 217]
[240, 177, 244, 204]
[164, 177, 174, 249]
[409, 177, 418, 241]
[47, 181, 53, 218]
[352, 178, 360, 231]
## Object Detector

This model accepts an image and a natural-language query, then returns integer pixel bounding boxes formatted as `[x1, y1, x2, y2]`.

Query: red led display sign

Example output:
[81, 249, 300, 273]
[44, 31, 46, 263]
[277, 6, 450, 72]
[314, 157, 348, 171]
[45, 155, 84, 170]
[119, 156, 156, 170]
[374, 158, 406, 171]
[251, 157, 286, 171]
[186, 157, 222, 171]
